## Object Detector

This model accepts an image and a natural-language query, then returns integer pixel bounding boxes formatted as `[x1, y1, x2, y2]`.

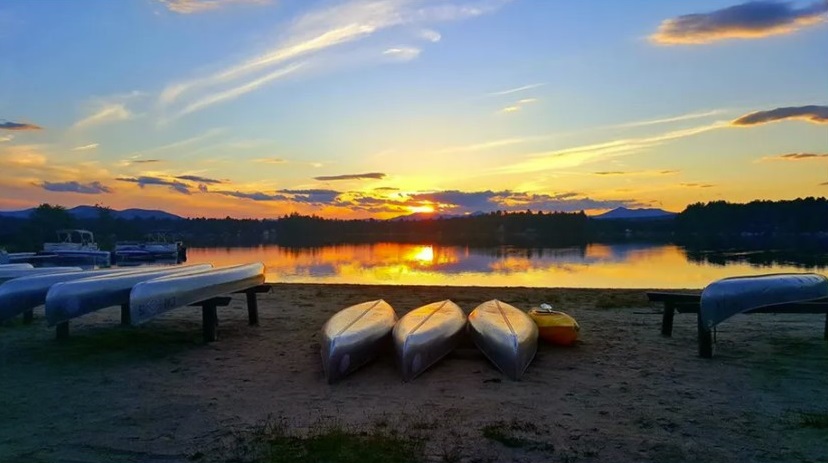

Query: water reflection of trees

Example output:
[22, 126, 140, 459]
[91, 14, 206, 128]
[681, 247, 828, 270]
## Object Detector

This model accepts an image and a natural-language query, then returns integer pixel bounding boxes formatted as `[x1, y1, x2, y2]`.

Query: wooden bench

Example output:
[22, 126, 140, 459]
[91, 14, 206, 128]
[56, 284, 271, 342]
[646, 291, 828, 358]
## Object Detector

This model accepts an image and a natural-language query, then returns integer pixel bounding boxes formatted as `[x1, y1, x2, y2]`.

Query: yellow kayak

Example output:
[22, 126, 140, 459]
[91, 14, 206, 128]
[528, 308, 580, 346]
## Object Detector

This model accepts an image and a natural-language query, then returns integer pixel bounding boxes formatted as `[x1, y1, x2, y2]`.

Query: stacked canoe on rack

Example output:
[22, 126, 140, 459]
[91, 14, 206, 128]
[0, 263, 266, 339]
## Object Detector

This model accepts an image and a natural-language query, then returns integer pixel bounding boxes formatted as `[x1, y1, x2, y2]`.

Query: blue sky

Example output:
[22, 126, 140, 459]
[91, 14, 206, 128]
[1, 0, 827, 218]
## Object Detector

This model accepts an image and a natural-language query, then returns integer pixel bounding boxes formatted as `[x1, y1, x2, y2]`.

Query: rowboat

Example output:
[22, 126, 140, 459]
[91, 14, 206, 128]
[468, 299, 538, 380]
[0, 263, 34, 269]
[128, 263, 265, 325]
[528, 305, 580, 346]
[0, 267, 161, 322]
[700, 273, 828, 330]
[393, 300, 466, 381]
[45, 264, 212, 326]
[0, 267, 82, 284]
[321, 300, 397, 383]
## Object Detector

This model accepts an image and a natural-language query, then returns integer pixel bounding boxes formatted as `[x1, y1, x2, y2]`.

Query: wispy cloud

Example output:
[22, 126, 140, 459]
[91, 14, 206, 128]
[732, 105, 828, 126]
[593, 170, 679, 176]
[486, 83, 545, 97]
[40, 181, 112, 194]
[126, 128, 224, 158]
[315, 172, 386, 181]
[651, 1, 828, 45]
[175, 174, 224, 184]
[159, 0, 511, 118]
[71, 143, 99, 151]
[0, 135, 12, 142]
[612, 109, 727, 129]
[383, 46, 422, 61]
[73, 103, 131, 128]
[497, 121, 727, 174]
[760, 152, 828, 161]
[501, 97, 538, 114]
[213, 190, 288, 201]
[158, 0, 270, 14]
[130, 159, 163, 164]
[254, 157, 287, 164]
[680, 182, 716, 188]
[0, 120, 42, 131]
[419, 29, 442, 42]
[434, 136, 546, 155]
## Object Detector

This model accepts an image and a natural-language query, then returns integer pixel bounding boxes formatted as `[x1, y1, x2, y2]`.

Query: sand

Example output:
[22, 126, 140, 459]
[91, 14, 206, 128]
[0, 284, 826, 463]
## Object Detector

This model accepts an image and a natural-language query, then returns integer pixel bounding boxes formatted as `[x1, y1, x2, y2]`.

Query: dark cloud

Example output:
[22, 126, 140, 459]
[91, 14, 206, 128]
[404, 190, 638, 213]
[374, 186, 400, 191]
[277, 189, 341, 204]
[116, 176, 191, 194]
[652, 1, 828, 45]
[40, 181, 112, 194]
[213, 190, 289, 201]
[314, 172, 386, 181]
[778, 153, 828, 160]
[0, 120, 42, 131]
[131, 159, 163, 164]
[594, 171, 626, 176]
[175, 175, 224, 184]
[733, 105, 828, 126]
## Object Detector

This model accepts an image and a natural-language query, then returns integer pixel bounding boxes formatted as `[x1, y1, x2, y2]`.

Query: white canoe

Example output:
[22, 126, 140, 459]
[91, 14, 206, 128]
[321, 299, 397, 383]
[468, 300, 538, 380]
[0, 266, 164, 322]
[0, 263, 34, 270]
[393, 300, 466, 381]
[128, 263, 266, 325]
[700, 273, 828, 330]
[45, 264, 213, 326]
[0, 267, 82, 284]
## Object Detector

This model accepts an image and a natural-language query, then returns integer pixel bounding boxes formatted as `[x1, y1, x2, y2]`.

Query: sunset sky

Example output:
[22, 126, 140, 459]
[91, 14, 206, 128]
[1, 0, 826, 219]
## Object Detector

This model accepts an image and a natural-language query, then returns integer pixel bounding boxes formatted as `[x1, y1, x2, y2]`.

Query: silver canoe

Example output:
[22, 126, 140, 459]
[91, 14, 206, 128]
[393, 300, 466, 381]
[128, 263, 266, 325]
[321, 299, 397, 383]
[468, 299, 538, 380]
[700, 273, 828, 330]
[0, 263, 34, 270]
[0, 267, 82, 284]
[45, 264, 213, 326]
[0, 267, 165, 322]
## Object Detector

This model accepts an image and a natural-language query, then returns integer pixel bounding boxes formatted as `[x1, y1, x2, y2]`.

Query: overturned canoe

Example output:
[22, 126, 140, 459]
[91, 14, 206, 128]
[393, 300, 466, 381]
[0, 267, 162, 322]
[700, 273, 828, 330]
[469, 300, 538, 380]
[321, 299, 397, 383]
[0, 263, 34, 270]
[45, 264, 212, 326]
[0, 267, 82, 284]
[128, 263, 266, 325]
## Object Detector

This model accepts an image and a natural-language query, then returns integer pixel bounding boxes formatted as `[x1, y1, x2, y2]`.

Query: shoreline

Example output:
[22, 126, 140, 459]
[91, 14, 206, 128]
[1, 284, 825, 462]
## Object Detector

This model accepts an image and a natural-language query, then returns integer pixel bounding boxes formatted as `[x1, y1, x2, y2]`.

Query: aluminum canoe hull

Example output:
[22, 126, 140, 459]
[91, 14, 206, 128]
[128, 263, 266, 325]
[321, 300, 397, 383]
[0, 263, 34, 270]
[700, 273, 828, 330]
[0, 267, 82, 284]
[468, 299, 538, 381]
[45, 264, 212, 326]
[393, 300, 466, 381]
[0, 267, 164, 322]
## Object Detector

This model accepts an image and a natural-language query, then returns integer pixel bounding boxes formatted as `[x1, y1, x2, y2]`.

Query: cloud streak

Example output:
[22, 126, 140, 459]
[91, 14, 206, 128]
[487, 83, 545, 97]
[158, 0, 269, 14]
[40, 181, 112, 194]
[71, 143, 99, 151]
[116, 176, 192, 194]
[74, 103, 132, 128]
[0, 120, 42, 131]
[651, 1, 828, 45]
[314, 172, 386, 181]
[175, 174, 224, 184]
[732, 105, 828, 126]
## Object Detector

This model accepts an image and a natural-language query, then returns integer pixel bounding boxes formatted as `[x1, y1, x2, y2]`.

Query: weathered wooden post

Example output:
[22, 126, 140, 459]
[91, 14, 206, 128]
[661, 301, 675, 337]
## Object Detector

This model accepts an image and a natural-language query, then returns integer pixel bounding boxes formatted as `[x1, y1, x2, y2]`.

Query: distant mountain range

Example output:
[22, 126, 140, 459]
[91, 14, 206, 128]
[0, 206, 183, 221]
[590, 207, 676, 220]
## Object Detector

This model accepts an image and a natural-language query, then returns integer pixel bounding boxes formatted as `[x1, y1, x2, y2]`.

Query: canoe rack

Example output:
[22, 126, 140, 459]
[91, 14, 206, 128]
[647, 292, 828, 358]
[53, 284, 271, 342]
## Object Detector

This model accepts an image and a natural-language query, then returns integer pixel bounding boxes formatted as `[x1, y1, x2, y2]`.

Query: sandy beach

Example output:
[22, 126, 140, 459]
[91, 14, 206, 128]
[1, 283, 826, 463]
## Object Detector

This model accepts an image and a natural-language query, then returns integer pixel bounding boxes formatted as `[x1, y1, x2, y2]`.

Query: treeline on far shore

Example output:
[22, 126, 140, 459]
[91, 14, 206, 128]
[1, 197, 827, 252]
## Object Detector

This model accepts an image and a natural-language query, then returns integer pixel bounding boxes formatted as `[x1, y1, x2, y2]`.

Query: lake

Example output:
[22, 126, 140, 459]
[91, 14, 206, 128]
[186, 243, 828, 288]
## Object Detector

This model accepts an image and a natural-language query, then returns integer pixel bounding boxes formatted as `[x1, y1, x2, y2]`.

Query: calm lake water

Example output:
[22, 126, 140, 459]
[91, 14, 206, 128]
[186, 243, 827, 289]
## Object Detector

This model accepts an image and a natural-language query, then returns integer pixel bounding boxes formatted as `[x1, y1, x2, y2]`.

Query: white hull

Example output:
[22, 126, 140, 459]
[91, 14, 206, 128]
[700, 273, 828, 329]
[0, 263, 34, 270]
[0, 267, 82, 284]
[45, 264, 213, 326]
[129, 263, 266, 325]
[321, 300, 397, 383]
[468, 300, 538, 381]
[393, 300, 466, 381]
[0, 267, 158, 322]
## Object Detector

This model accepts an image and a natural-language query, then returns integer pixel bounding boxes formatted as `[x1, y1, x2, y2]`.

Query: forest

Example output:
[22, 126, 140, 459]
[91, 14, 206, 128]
[1, 197, 826, 252]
